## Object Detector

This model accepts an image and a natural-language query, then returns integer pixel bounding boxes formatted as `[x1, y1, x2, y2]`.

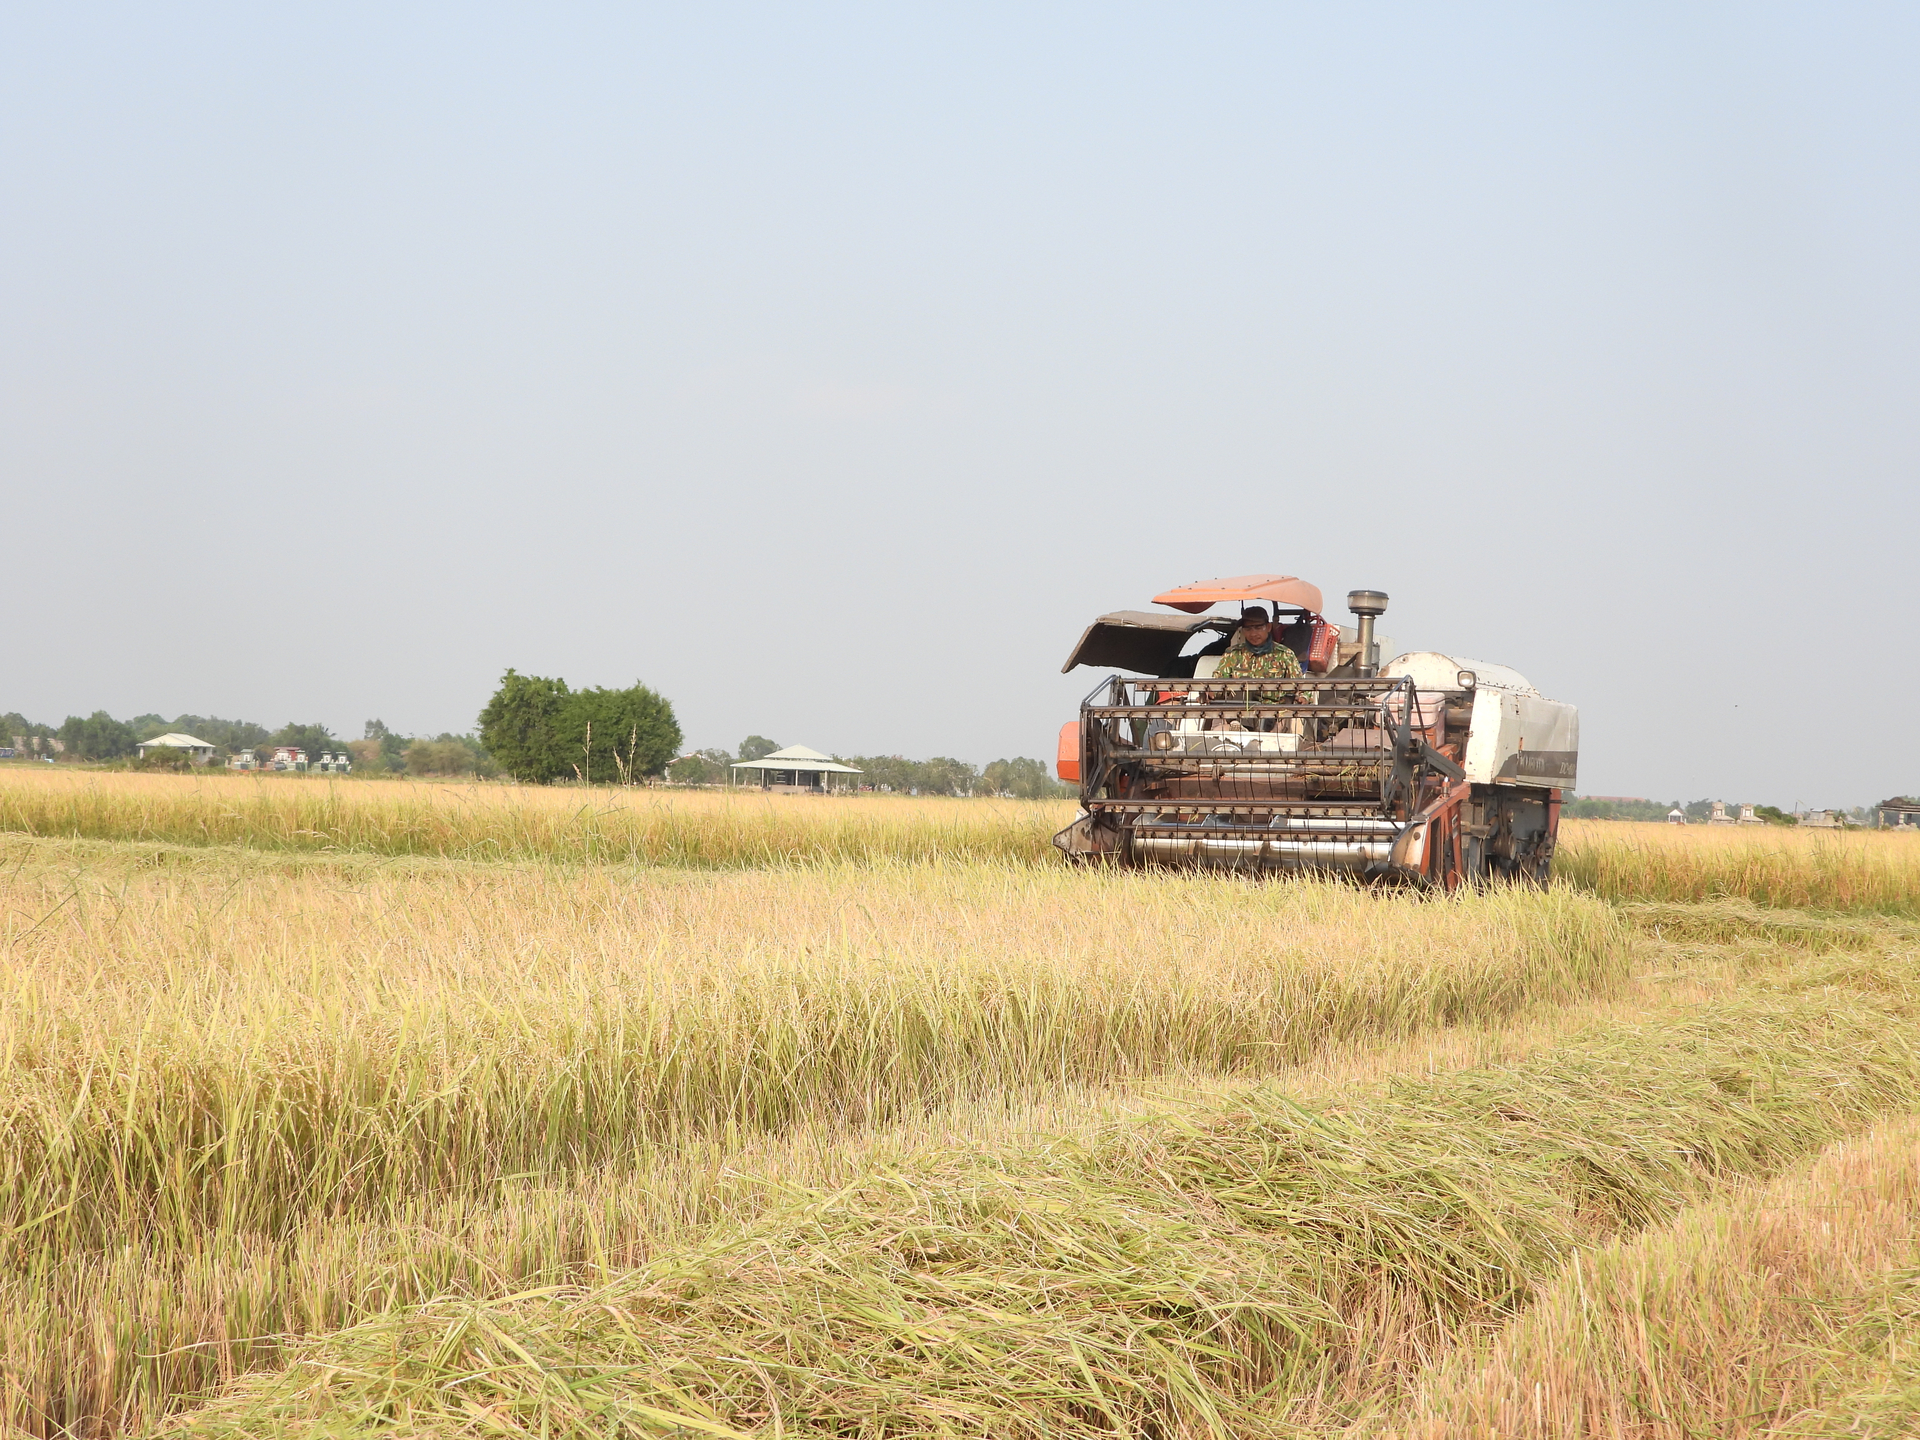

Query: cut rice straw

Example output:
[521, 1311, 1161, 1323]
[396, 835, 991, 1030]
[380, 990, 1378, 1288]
[154, 984, 1920, 1439]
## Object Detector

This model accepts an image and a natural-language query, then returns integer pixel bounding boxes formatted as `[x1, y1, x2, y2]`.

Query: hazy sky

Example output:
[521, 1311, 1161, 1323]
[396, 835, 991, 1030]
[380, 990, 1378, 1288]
[4, 5, 1914, 806]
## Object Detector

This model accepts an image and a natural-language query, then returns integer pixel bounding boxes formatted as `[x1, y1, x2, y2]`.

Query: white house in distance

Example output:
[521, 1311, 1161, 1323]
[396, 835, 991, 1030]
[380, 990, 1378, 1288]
[136, 733, 216, 765]
[729, 745, 863, 793]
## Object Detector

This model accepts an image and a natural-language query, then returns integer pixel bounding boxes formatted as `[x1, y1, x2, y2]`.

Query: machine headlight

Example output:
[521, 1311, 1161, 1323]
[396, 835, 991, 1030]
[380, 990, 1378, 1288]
[1149, 729, 1174, 751]
[1456, 670, 1477, 690]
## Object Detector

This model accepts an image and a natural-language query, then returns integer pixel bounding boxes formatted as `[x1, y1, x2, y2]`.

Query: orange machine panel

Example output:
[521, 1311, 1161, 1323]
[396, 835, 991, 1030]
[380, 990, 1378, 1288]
[1056, 721, 1081, 783]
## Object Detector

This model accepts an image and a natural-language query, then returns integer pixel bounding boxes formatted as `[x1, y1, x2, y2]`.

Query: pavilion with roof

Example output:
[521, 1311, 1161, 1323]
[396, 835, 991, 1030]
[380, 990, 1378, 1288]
[135, 732, 217, 765]
[729, 745, 863, 793]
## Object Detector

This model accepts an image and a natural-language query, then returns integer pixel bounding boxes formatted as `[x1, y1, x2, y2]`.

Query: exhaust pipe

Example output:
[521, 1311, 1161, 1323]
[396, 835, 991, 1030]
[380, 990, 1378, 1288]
[1347, 589, 1389, 676]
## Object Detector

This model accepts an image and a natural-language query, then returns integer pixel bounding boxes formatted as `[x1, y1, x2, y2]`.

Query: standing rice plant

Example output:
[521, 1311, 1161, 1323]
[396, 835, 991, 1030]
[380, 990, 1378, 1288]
[15, 773, 1918, 917]
[0, 769, 1069, 867]
[0, 846, 1628, 1255]
[1557, 820, 1920, 915]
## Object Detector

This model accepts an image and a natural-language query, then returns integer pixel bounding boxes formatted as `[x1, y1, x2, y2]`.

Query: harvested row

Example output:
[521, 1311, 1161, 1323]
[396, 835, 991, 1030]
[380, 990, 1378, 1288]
[1, 1007, 1654, 1440]
[1619, 897, 1919, 951]
[0, 836, 1631, 1435]
[153, 983, 1920, 1439]
[1375, 1115, 1920, 1438]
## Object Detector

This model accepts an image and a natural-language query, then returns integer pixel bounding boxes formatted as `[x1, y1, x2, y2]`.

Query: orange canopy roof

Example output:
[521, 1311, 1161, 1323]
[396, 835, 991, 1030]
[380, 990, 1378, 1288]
[1151, 574, 1324, 615]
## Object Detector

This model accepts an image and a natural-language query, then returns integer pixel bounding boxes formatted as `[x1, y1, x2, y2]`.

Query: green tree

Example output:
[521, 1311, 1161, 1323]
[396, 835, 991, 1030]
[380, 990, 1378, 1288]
[133, 746, 194, 773]
[268, 722, 339, 760]
[918, 757, 980, 796]
[842, 755, 981, 795]
[171, 715, 270, 755]
[981, 756, 1068, 799]
[58, 711, 136, 760]
[477, 671, 574, 783]
[1, 713, 55, 749]
[737, 735, 781, 762]
[668, 748, 733, 785]
[365, 718, 408, 767]
[559, 683, 682, 784]
[405, 737, 480, 776]
[479, 672, 680, 785]
[838, 754, 921, 792]
[432, 732, 496, 777]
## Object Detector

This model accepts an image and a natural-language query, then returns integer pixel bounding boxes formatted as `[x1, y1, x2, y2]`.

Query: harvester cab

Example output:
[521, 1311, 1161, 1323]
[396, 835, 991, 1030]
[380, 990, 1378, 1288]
[1052, 574, 1577, 886]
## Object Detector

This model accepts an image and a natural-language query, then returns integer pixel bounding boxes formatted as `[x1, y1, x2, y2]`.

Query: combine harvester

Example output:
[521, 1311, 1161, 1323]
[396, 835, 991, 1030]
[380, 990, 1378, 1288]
[1052, 574, 1578, 886]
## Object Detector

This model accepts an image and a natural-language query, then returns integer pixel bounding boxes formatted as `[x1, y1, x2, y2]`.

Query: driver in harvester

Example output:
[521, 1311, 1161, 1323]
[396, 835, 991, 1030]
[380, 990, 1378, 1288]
[1212, 606, 1302, 696]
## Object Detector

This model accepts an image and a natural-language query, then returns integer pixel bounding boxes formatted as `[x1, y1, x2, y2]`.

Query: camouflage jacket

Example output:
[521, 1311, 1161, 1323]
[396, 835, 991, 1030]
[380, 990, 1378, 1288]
[1212, 641, 1304, 706]
[1213, 642, 1303, 685]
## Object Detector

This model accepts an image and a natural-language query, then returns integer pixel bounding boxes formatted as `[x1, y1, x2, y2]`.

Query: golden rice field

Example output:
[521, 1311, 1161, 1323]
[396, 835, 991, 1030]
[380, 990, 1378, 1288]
[3, 768, 1917, 912]
[0, 770, 1061, 868]
[0, 769, 1917, 1437]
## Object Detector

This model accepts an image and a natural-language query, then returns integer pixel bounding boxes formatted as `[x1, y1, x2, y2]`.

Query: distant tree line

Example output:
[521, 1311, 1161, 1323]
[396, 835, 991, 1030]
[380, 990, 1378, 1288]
[666, 738, 1070, 798]
[351, 720, 497, 777]
[978, 757, 1070, 799]
[843, 754, 1069, 798]
[9, 690, 1065, 798]
[1563, 795, 1873, 826]
[1563, 796, 1680, 822]
[666, 745, 752, 786]
[3, 709, 323, 764]
[1, 707, 501, 777]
